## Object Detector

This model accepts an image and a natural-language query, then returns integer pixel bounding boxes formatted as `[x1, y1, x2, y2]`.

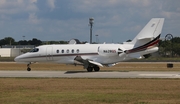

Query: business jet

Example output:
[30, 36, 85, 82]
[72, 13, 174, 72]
[14, 18, 164, 72]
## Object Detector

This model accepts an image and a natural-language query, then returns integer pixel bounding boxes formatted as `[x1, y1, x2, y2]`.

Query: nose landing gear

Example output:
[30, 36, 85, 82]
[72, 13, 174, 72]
[27, 63, 31, 71]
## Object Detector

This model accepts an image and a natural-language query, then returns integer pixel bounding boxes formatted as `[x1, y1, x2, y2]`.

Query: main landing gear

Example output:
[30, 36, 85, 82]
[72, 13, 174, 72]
[87, 66, 100, 72]
[27, 63, 31, 71]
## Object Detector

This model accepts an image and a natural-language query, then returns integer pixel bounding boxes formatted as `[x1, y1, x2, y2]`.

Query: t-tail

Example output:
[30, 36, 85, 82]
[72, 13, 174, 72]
[132, 18, 164, 47]
[124, 18, 164, 58]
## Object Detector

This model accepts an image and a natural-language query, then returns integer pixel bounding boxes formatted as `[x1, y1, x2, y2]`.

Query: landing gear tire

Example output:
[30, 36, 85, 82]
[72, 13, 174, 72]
[27, 67, 31, 71]
[94, 66, 100, 72]
[27, 63, 31, 71]
[87, 67, 93, 72]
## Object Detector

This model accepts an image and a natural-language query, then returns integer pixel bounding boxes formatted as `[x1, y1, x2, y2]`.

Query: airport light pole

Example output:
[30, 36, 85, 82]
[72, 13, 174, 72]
[23, 36, 25, 41]
[89, 17, 94, 44]
[95, 34, 98, 43]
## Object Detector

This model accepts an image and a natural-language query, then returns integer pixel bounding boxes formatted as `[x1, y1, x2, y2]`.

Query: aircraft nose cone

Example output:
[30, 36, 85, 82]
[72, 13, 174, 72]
[14, 56, 20, 62]
[14, 57, 18, 62]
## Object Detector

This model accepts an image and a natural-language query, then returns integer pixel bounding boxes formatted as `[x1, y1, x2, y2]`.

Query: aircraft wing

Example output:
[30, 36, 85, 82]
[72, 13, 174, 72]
[74, 56, 103, 69]
[88, 60, 103, 67]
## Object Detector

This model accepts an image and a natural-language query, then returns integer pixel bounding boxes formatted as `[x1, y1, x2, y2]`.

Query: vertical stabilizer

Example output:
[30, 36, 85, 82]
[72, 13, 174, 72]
[131, 18, 164, 47]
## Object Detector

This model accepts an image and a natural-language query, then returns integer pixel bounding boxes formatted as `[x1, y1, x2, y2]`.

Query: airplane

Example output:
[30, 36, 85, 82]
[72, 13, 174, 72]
[14, 18, 164, 72]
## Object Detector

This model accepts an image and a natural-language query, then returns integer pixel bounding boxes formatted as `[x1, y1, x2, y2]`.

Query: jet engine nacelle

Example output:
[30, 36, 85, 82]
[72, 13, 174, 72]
[98, 46, 118, 57]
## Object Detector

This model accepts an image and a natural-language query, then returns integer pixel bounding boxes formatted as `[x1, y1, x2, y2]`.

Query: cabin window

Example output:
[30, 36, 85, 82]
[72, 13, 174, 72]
[66, 49, 69, 53]
[76, 49, 79, 53]
[61, 50, 64, 53]
[72, 49, 74, 53]
[30, 48, 39, 53]
[56, 50, 59, 53]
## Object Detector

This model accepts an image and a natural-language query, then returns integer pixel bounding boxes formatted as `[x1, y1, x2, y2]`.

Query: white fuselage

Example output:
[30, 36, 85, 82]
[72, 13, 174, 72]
[14, 43, 134, 65]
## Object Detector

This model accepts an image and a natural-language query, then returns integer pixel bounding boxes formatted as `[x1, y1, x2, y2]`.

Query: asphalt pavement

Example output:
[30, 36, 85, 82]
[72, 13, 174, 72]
[0, 71, 180, 78]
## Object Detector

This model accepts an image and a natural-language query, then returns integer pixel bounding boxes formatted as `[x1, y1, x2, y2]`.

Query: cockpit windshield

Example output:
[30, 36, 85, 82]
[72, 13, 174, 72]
[30, 48, 39, 53]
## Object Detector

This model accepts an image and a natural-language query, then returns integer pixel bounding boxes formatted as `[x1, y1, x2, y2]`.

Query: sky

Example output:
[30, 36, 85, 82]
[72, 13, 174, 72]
[0, 0, 180, 43]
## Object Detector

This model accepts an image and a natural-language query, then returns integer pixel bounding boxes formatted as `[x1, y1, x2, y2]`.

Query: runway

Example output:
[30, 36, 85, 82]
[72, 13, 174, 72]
[0, 71, 180, 78]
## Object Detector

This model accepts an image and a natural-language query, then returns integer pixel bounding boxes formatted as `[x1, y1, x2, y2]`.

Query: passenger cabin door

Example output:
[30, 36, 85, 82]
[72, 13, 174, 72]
[46, 47, 53, 61]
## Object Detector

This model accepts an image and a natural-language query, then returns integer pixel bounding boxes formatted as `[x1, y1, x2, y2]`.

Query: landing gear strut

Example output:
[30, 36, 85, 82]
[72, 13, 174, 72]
[86, 66, 100, 72]
[27, 63, 31, 71]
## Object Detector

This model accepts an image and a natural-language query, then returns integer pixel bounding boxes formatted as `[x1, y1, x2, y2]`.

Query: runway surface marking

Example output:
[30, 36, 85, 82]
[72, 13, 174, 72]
[0, 71, 180, 78]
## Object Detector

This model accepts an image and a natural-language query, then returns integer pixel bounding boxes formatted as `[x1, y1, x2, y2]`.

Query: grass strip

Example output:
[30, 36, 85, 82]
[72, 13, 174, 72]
[0, 78, 180, 104]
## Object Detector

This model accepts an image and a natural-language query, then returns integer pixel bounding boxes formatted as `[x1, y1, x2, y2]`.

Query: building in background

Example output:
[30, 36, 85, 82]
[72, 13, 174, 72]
[0, 45, 34, 57]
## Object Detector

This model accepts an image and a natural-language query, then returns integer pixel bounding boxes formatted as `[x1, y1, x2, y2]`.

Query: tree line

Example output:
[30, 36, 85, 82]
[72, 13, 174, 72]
[0, 36, 180, 57]
[159, 37, 180, 57]
[0, 37, 68, 46]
